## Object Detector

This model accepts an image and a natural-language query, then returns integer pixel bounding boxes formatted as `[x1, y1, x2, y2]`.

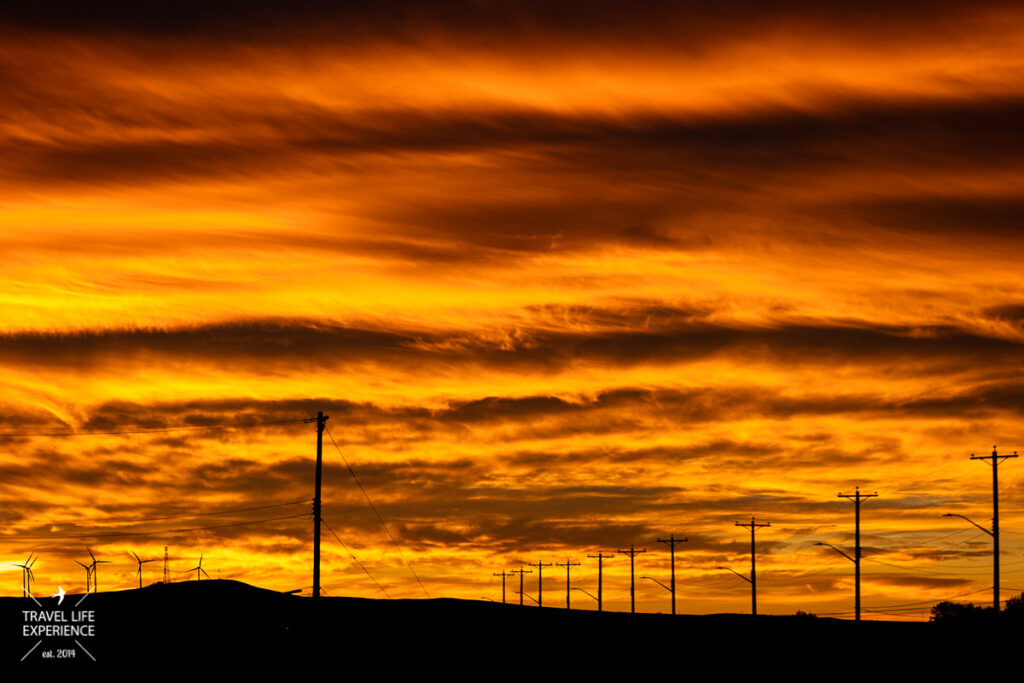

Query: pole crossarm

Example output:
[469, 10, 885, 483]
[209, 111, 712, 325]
[657, 536, 688, 547]
[971, 447, 1019, 467]
[735, 519, 771, 532]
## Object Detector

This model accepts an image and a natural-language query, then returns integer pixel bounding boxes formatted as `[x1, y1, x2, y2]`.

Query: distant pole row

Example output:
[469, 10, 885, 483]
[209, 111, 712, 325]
[300, 416, 1016, 619]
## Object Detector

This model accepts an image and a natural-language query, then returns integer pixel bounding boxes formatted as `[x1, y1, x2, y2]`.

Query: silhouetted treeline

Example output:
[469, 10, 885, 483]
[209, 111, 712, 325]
[931, 593, 1024, 622]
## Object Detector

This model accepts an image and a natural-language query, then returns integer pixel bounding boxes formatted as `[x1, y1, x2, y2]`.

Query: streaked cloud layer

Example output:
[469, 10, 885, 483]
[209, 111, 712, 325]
[2, 2, 1023, 617]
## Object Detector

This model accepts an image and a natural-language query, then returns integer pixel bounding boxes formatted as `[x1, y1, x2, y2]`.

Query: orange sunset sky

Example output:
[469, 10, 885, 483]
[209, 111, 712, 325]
[2, 1, 1024, 619]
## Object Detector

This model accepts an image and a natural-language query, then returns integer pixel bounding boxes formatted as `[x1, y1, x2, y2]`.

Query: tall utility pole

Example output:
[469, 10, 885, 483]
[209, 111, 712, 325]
[528, 561, 553, 607]
[308, 411, 329, 600]
[656, 534, 688, 615]
[163, 546, 169, 584]
[735, 518, 770, 616]
[839, 487, 877, 621]
[616, 545, 646, 614]
[493, 570, 512, 604]
[511, 567, 532, 607]
[587, 553, 614, 612]
[971, 446, 1017, 612]
[555, 559, 581, 609]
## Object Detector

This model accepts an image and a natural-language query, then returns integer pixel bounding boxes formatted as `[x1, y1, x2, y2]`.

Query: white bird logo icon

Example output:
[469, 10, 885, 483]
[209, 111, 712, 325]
[51, 586, 66, 605]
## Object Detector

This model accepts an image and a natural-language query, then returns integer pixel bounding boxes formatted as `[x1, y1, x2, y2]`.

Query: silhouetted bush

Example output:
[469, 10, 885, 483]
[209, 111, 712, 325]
[794, 609, 817, 618]
[930, 600, 993, 622]
[1004, 592, 1024, 618]
[932, 593, 1024, 621]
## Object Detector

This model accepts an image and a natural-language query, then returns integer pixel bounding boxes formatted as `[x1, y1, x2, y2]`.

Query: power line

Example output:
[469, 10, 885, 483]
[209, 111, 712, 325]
[906, 557, 1024, 570]
[808, 586, 997, 617]
[4, 512, 309, 540]
[0, 499, 311, 527]
[863, 557, 995, 576]
[896, 527, 976, 547]
[321, 518, 391, 599]
[862, 531, 988, 562]
[324, 425, 430, 598]
[0, 418, 310, 438]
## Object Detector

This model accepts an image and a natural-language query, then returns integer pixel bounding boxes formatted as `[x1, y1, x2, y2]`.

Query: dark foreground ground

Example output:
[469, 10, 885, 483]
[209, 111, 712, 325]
[3, 580, 1016, 670]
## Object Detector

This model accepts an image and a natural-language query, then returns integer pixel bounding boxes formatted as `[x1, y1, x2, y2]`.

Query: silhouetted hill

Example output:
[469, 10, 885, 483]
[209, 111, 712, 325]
[3, 580, 1019, 669]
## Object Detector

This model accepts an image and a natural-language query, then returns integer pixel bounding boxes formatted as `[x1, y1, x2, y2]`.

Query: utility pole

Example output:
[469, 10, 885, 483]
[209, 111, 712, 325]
[163, 546, 169, 584]
[307, 411, 329, 600]
[555, 559, 581, 609]
[839, 487, 877, 621]
[970, 446, 1017, 612]
[616, 545, 646, 613]
[511, 567, 532, 607]
[493, 570, 512, 604]
[587, 553, 614, 612]
[528, 561, 553, 607]
[735, 518, 770, 616]
[656, 533, 688, 615]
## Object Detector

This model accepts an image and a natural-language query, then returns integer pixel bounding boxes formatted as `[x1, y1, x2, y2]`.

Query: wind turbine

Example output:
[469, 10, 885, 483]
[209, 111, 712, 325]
[75, 559, 93, 593]
[13, 553, 37, 597]
[129, 551, 160, 589]
[86, 547, 110, 593]
[184, 552, 210, 581]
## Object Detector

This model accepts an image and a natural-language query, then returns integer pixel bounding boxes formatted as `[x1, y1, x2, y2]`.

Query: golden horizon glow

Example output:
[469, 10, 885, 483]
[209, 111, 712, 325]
[2, 3, 1023, 620]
